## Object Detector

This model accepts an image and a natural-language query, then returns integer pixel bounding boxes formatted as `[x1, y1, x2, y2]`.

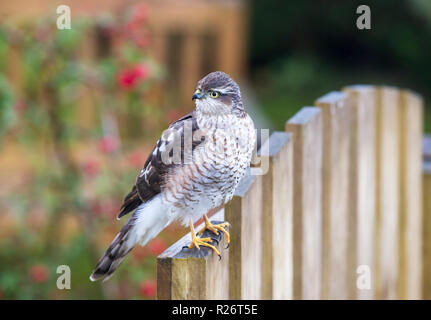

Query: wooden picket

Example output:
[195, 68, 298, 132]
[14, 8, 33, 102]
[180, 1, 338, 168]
[259, 132, 293, 299]
[374, 86, 401, 299]
[156, 209, 229, 300]
[224, 173, 263, 299]
[156, 85, 426, 300]
[315, 92, 351, 299]
[398, 90, 423, 299]
[285, 107, 323, 299]
[343, 85, 377, 299]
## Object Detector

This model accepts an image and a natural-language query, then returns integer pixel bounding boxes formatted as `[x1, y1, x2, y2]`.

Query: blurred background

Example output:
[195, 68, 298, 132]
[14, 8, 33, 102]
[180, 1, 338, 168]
[0, 0, 430, 299]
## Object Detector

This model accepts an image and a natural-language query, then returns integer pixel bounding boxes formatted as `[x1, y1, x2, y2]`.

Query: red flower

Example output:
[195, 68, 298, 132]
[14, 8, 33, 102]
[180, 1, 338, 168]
[116, 64, 149, 90]
[139, 279, 156, 298]
[14, 100, 27, 114]
[82, 159, 100, 177]
[90, 201, 104, 217]
[29, 264, 49, 283]
[98, 136, 119, 153]
[127, 151, 144, 168]
[135, 33, 151, 48]
[132, 246, 149, 262]
[148, 239, 167, 256]
[132, 4, 149, 23]
[91, 199, 118, 218]
[124, 4, 149, 33]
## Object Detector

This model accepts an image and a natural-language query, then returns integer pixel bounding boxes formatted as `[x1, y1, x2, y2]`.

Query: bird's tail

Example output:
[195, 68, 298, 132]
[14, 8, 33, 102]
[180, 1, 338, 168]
[89, 216, 137, 282]
[90, 195, 170, 282]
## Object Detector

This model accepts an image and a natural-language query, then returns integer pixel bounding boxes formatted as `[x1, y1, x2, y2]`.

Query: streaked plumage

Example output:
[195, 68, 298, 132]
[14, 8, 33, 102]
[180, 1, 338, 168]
[90, 71, 255, 281]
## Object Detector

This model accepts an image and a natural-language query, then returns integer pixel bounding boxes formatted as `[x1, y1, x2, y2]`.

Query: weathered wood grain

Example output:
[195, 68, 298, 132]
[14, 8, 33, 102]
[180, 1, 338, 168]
[398, 90, 423, 299]
[343, 85, 377, 299]
[285, 107, 322, 300]
[259, 132, 293, 299]
[224, 172, 263, 299]
[315, 92, 352, 299]
[374, 86, 401, 299]
[156, 209, 229, 300]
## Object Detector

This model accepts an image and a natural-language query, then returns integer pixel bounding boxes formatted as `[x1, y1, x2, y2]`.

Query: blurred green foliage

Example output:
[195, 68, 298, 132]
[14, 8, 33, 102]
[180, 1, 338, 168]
[0, 4, 174, 300]
[249, 0, 431, 132]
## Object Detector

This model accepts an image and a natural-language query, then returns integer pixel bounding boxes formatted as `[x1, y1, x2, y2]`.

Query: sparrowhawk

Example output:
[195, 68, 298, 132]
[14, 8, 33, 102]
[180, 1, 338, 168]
[90, 71, 256, 281]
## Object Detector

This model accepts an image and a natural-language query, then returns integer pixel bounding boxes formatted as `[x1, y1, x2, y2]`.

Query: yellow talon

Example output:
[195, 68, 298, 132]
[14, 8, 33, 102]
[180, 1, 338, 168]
[188, 220, 221, 257]
[197, 215, 231, 247]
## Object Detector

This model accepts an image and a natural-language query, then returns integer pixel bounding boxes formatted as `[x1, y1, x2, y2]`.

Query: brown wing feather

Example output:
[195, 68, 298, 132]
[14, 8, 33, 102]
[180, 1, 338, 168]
[117, 111, 204, 219]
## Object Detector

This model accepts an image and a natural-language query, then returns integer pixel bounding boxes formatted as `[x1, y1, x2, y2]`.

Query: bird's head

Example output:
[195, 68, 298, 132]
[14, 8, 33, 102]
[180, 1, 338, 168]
[193, 71, 243, 116]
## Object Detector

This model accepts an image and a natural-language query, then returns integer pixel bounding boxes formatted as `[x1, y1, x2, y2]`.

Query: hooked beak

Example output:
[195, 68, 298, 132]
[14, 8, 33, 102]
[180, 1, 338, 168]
[192, 90, 204, 101]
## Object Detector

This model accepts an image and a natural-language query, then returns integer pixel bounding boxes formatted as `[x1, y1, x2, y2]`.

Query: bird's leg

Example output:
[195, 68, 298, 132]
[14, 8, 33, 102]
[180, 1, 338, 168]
[197, 214, 231, 247]
[188, 219, 221, 258]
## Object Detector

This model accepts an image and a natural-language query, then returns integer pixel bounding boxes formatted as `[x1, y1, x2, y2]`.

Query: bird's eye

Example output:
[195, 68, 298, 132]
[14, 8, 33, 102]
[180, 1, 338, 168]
[209, 91, 220, 99]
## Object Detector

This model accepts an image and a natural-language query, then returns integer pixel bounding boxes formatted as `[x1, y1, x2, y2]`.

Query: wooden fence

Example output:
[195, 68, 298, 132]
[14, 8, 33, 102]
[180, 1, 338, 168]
[157, 85, 428, 300]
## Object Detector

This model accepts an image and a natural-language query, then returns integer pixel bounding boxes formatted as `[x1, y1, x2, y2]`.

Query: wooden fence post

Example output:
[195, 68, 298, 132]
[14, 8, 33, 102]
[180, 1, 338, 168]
[157, 209, 229, 299]
[398, 90, 423, 299]
[224, 173, 263, 299]
[422, 136, 431, 299]
[374, 86, 401, 299]
[343, 85, 377, 299]
[315, 92, 352, 299]
[285, 107, 322, 300]
[259, 132, 293, 299]
[156, 85, 426, 301]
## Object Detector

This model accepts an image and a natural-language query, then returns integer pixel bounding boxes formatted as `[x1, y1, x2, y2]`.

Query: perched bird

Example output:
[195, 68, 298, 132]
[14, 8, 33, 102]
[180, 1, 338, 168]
[90, 71, 256, 282]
